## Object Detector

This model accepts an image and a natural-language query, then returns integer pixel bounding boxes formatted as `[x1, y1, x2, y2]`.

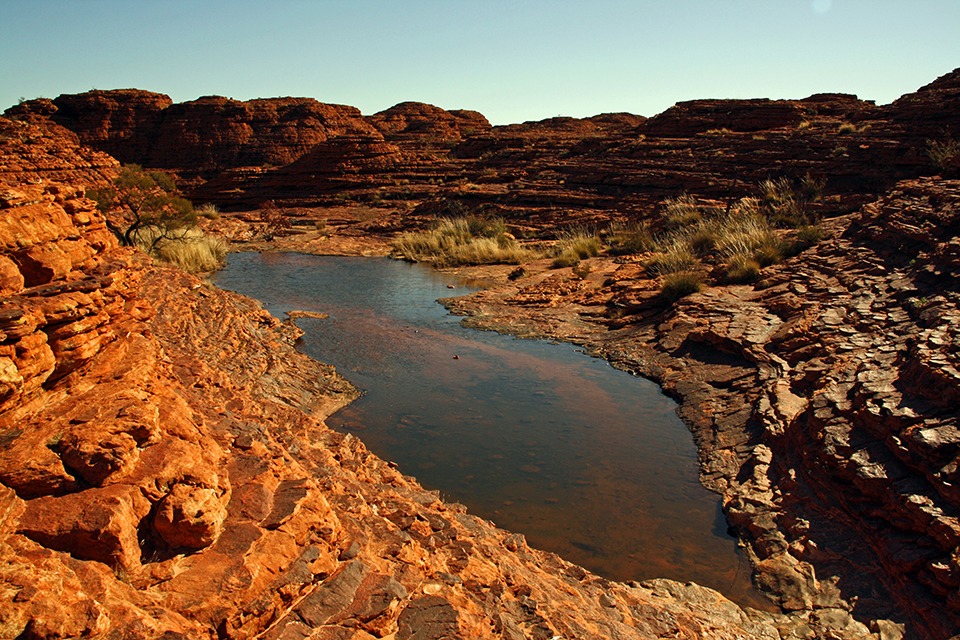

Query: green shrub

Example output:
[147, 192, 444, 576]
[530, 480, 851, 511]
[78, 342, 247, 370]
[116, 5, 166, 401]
[660, 271, 703, 303]
[89, 164, 196, 247]
[927, 137, 960, 171]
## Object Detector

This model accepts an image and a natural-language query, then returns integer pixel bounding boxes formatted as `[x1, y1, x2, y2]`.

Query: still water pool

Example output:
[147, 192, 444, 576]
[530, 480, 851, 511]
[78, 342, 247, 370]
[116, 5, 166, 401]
[213, 252, 768, 609]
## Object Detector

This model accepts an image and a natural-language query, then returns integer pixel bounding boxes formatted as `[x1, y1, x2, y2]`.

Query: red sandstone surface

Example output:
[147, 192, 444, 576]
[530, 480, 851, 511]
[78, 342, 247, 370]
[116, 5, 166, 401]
[2, 68, 960, 639]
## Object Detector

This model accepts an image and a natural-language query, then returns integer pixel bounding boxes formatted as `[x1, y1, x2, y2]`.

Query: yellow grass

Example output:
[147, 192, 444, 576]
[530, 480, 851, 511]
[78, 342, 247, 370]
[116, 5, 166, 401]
[133, 226, 228, 273]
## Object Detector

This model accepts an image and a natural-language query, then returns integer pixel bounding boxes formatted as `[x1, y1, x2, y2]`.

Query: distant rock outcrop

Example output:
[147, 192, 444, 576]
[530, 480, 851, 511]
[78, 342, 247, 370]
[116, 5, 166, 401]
[9, 71, 958, 223]
[368, 101, 491, 146]
[886, 68, 960, 140]
[147, 96, 376, 176]
[15, 90, 379, 181]
[50, 89, 173, 166]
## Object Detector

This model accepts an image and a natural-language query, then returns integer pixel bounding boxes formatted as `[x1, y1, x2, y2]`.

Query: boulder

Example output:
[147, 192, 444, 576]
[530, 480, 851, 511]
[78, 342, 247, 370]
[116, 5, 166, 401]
[17, 484, 151, 572]
[153, 483, 227, 550]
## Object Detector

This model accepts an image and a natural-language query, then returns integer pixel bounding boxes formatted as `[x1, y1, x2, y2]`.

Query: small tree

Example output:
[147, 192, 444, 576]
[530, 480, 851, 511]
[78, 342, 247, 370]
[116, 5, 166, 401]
[927, 137, 960, 172]
[90, 164, 196, 248]
[259, 200, 291, 241]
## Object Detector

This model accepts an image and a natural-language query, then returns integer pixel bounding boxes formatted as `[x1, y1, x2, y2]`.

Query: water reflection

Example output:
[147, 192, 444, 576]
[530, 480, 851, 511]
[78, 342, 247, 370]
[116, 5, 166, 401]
[213, 252, 769, 610]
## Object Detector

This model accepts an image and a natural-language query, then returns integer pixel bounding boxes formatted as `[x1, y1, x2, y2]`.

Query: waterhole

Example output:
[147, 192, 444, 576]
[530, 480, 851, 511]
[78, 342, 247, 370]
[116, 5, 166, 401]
[214, 252, 769, 610]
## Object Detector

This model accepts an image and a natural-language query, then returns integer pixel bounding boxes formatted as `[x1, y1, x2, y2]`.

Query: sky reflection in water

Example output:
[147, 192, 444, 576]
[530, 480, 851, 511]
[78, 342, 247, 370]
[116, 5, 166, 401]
[213, 252, 769, 610]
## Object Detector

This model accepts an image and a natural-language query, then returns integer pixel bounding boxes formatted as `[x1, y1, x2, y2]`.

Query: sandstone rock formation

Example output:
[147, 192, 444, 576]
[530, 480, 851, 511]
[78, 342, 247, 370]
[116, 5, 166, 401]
[368, 101, 491, 148]
[19, 90, 381, 182]
[13, 70, 959, 229]
[4, 67, 960, 639]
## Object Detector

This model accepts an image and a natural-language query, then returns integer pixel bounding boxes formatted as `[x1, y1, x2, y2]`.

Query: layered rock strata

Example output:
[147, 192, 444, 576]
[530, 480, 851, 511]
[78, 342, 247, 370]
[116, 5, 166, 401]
[11, 68, 958, 225]
[3, 68, 959, 639]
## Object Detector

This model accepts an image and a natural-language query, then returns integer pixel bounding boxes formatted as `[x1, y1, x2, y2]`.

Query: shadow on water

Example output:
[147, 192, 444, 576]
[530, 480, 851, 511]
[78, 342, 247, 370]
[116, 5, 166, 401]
[213, 252, 773, 611]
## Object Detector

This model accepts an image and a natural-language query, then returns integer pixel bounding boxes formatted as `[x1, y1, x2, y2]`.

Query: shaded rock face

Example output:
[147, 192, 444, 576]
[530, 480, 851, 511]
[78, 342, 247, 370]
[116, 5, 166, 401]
[638, 97, 820, 137]
[367, 101, 491, 147]
[50, 89, 173, 166]
[0, 119, 784, 640]
[148, 96, 376, 177]
[189, 132, 407, 209]
[886, 68, 960, 142]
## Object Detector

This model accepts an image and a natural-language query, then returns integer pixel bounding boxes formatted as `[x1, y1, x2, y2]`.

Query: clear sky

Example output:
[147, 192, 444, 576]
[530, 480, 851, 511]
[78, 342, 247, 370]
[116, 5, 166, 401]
[1, 1, 958, 125]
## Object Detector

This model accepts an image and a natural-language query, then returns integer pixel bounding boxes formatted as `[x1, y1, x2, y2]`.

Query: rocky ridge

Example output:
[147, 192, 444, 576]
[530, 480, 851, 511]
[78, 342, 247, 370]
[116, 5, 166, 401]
[11, 69, 958, 226]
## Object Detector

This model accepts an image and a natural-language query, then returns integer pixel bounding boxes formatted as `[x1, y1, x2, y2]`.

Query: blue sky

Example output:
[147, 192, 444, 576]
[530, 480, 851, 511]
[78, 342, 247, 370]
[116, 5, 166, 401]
[2, 1, 958, 125]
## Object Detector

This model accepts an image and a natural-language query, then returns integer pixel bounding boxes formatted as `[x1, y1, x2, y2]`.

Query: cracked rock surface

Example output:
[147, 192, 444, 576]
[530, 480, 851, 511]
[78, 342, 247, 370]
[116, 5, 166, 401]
[443, 177, 960, 639]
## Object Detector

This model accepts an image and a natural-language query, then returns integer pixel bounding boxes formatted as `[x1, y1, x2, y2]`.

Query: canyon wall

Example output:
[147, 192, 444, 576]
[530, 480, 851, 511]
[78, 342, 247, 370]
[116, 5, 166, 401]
[9, 69, 958, 222]
[443, 174, 960, 639]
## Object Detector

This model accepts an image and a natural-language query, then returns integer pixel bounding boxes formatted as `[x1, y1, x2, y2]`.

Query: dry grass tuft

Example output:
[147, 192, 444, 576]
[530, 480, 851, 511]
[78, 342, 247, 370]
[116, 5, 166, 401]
[662, 194, 702, 228]
[660, 271, 703, 302]
[645, 243, 696, 275]
[605, 221, 655, 256]
[551, 227, 602, 268]
[392, 216, 537, 266]
[556, 228, 602, 260]
[134, 226, 228, 273]
[725, 254, 762, 283]
[195, 203, 221, 219]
